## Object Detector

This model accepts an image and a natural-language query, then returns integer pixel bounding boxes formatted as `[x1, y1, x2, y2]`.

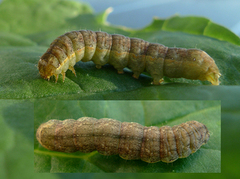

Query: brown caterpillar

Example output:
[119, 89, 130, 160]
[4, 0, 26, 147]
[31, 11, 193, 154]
[38, 30, 221, 85]
[36, 117, 209, 163]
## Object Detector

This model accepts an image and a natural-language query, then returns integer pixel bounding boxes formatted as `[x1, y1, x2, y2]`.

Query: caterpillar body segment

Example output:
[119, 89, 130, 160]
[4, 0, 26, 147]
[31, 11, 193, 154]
[38, 30, 221, 85]
[36, 118, 210, 163]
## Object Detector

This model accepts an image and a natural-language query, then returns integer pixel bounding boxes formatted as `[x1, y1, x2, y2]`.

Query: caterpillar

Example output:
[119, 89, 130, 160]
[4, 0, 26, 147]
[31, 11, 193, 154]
[38, 30, 221, 85]
[36, 117, 209, 163]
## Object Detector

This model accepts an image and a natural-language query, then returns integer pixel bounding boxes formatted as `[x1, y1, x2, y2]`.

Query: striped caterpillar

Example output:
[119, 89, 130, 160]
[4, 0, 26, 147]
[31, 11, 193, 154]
[36, 117, 209, 163]
[38, 30, 221, 85]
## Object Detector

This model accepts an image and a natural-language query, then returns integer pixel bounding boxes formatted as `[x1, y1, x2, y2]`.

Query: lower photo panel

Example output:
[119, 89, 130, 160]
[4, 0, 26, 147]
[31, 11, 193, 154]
[34, 100, 221, 173]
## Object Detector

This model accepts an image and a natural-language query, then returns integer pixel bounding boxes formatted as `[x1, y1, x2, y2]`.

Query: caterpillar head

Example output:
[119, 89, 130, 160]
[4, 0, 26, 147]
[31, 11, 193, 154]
[38, 52, 58, 81]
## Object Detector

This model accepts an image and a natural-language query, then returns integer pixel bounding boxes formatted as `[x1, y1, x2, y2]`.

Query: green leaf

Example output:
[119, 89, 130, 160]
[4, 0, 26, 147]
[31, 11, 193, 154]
[0, 0, 93, 35]
[0, 32, 37, 46]
[0, 100, 58, 179]
[34, 100, 221, 173]
[143, 16, 240, 46]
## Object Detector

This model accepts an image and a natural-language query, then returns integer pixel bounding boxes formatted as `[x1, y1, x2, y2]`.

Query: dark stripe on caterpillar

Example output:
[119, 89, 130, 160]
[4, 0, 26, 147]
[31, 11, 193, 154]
[38, 30, 221, 85]
[36, 117, 209, 163]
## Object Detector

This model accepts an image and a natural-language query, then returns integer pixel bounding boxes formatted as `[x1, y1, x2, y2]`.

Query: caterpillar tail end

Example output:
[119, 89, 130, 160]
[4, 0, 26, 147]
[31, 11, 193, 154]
[201, 62, 221, 85]
[205, 72, 221, 85]
[199, 51, 221, 85]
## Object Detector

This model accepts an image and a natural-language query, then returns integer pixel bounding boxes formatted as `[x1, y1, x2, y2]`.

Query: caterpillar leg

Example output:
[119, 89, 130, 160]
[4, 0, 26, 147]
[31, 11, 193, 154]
[117, 69, 124, 74]
[152, 78, 164, 85]
[54, 74, 59, 83]
[69, 66, 76, 77]
[61, 72, 66, 82]
[132, 73, 140, 79]
[53, 72, 65, 82]
[96, 65, 102, 69]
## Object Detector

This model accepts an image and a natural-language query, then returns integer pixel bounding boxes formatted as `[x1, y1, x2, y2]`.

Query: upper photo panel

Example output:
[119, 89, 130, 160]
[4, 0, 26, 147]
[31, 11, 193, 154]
[0, 0, 239, 100]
